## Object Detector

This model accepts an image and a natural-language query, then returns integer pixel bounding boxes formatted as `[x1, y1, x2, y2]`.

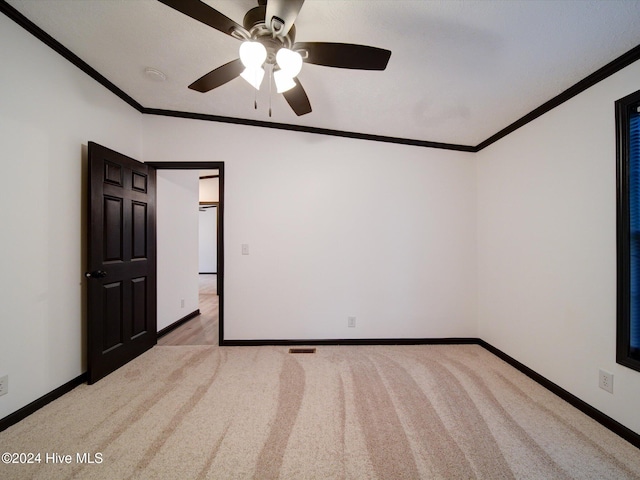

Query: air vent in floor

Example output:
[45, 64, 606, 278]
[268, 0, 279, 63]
[288, 348, 316, 354]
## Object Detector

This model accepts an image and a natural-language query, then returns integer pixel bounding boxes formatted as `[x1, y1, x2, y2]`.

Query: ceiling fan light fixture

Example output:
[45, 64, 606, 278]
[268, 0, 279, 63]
[239, 41, 267, 89]
[159, 0, 391, 116]
[240, 66, 265, 90]
[276, 48, 303, 77]
[273, 69, 297, 93]
[239, 41, 267, 69]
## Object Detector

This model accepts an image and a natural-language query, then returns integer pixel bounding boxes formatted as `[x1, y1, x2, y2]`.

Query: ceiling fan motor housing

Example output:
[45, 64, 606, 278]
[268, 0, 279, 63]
[243, 5, 296, 64]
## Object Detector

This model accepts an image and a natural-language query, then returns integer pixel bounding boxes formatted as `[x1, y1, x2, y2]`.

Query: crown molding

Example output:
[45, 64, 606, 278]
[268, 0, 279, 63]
[476, 43, 640, 152]
[2, 0, 640, 153]
[0, 0, 144, 112]
[141, 107, 476, 151]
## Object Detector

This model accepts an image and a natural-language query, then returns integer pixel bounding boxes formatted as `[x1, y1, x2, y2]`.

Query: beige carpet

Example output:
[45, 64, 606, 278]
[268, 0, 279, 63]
[1, 344, 639, 479]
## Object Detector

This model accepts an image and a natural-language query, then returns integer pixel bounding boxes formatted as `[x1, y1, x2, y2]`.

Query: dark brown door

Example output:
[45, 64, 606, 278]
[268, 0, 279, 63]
[86, 142, 157, 384]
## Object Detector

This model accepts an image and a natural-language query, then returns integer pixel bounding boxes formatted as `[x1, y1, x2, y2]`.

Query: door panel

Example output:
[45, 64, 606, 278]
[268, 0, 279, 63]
[87, 142, 156, 384]
[132, 201, 148, 259]
[102, 282, 124, 351]
[104, 196, 124, 261]
[131, 276, 148, 337]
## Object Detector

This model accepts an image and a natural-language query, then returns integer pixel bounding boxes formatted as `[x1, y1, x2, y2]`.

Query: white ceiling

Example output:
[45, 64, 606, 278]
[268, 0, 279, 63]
[5, 0, 640, 147]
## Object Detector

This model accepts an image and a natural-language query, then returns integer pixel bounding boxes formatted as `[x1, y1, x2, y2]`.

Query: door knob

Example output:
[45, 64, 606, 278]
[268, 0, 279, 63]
[85, 270, 107, 279]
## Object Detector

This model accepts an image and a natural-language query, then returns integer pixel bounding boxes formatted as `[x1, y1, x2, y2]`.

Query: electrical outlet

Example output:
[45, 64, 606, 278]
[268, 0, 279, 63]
[348, 316, 356, 328]
[0, 375, 8, 396]
[180, 299, 185, 308]
[599, 369, 614, 394]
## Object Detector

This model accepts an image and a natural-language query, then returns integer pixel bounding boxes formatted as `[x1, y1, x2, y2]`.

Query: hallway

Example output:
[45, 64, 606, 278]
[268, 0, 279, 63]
[157, 274, 218, 345]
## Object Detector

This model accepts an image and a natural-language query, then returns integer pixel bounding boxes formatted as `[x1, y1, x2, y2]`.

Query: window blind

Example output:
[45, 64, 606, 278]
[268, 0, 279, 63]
[629, 108, 640, 352]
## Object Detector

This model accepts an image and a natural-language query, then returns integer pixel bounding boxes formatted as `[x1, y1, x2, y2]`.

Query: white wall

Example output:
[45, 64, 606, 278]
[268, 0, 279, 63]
[156, 170, 200, 331]
[477, 59, 640, 434]
[143, 117, 477, 340]
[199, 207, 217, 273]
[0, 14, 142, 419]
[199, 176, 219, 202]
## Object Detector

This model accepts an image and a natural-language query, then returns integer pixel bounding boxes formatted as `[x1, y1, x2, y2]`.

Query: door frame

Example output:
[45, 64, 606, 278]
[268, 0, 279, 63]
[147, 161, 225, 345]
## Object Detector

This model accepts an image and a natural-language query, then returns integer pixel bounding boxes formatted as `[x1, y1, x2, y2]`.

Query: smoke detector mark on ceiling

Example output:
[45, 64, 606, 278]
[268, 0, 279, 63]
[144, 67, 167, 82]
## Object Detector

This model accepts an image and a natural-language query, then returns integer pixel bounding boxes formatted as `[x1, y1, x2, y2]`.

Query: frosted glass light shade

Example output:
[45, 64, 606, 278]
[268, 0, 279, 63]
[240, 66, 265, 90]
[239, 41, 267, 68]
[276, 48, 303, 76]
[273, 69, 297, 93]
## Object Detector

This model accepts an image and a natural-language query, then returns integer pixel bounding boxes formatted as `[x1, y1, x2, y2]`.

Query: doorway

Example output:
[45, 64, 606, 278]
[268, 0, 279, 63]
[147, 161, 224, 345]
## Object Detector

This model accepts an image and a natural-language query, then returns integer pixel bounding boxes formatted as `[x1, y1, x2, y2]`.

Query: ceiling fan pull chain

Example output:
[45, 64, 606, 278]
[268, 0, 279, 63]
[269, 65, 273, 117]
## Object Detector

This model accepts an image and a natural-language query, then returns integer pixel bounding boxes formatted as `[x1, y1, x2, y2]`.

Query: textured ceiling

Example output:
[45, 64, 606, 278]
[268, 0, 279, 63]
[4, 0, 640, 147]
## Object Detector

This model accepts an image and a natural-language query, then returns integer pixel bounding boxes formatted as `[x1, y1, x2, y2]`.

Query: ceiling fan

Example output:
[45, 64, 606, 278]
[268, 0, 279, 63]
[157, 0, 392, 116]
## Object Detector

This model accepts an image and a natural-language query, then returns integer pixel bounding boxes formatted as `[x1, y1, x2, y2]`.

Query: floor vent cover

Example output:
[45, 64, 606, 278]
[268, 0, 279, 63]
[289, 348, 316, 354]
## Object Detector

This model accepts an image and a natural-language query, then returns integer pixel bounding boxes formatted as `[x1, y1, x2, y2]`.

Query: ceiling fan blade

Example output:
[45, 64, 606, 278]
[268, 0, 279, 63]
[294, 42, 391, 70]
[188, 58, 244, 93]
[282, 79, 312, 116]
[266, 0, 304, 37]
[157, 0, 247, 39]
